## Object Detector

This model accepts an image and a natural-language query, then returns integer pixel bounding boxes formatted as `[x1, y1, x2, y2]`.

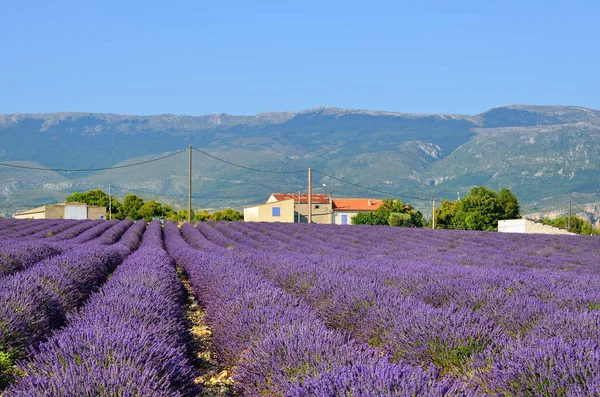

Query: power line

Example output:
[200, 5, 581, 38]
[192, 147, 305, 174]
[0, 150, 186, 172]
[312, 169, 434, 202]
[110, 185, 265, 200]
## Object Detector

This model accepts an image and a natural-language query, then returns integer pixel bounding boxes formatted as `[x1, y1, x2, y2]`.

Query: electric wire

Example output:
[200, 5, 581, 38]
[312, 169, 435, 202]
[192, 147, 305, 174]
[0, 150, 186, 172]
[110, 185, 266, 200]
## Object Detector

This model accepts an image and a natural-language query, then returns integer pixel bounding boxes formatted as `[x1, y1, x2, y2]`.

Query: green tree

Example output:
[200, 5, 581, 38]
[193, 210, 211, 222]
[120, 194, 144, 220]
[210, 208, 243, 221]
[458, 187, 501, 230]
[497, 188, 520, 219]
[432, 200, 460, 229]
[540, 216, 600, 235]
[433, 186, 520, 231]
[176, 209, 194, 222]
[351, 211, 383, 225]
[352, 199, 423, 227]
[388, 213, 412, 227]
[138, 200, 166, 221]
[66, 189, 121, 218]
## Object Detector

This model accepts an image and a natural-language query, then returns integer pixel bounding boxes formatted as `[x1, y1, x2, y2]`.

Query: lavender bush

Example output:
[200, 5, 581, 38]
[4, 220, 199, 396]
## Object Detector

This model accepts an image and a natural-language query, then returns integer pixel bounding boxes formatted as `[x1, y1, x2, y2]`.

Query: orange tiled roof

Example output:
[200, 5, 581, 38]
[271, 193, 331, 204]
[332, 198, 382, 211]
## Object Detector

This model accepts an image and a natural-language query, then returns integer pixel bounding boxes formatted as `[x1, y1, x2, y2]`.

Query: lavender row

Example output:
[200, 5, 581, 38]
[209, 222, 600, 394]
[25, 220, 86, 240]
[63, 219, 120, 244]
[0, 221, 143, 279]
[0, 245, 126, 388]
[5, 221, 199, 396]
[115, 219, 147, 251]
[0, 241, 63, 277]
[0, 219, 21, 235]
[44, 219, 102, 242]
[247, 222, 600, 271]
[84, 219, 133, 245]
[0, 220, 63, 239]
[169, 222, 476, 396]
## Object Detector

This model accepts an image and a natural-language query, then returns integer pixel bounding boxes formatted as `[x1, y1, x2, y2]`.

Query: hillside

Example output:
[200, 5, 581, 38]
[1, 105, 599, 217]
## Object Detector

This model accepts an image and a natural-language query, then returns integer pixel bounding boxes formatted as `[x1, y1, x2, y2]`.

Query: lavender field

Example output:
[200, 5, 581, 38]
[0, 218, 599, 396]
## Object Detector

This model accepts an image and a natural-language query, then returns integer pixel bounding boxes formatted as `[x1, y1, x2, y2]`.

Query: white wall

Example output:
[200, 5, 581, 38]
[64, 205, 88, 220]
[498, 219, 527, 233]
[244, 206, 260, 222]
[333, 211, 360, 225]
[498, 219, 576, 235]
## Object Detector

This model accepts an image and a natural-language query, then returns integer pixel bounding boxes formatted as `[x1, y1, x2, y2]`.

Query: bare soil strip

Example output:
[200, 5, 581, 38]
[178, 268, 235, 397]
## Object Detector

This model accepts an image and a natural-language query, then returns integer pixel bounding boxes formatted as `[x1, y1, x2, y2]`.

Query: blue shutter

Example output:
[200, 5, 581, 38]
[341, 214, 348, 225]
[272, 207, 281, 216]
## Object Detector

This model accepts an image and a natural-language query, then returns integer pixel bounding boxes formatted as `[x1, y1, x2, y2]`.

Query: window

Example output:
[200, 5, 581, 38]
[272, 207, 281, 217]
[341, 214, 348, 225]
[314, 205, 320, 209]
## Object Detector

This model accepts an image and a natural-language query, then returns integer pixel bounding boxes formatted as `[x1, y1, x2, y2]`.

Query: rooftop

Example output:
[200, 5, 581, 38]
[270, 193, 331, 204]
[332, 198, 383, 211]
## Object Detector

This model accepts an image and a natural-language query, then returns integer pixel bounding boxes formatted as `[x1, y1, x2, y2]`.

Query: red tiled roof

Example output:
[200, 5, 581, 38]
[271, 193, 330, 204]
[332, 198, 382, 211]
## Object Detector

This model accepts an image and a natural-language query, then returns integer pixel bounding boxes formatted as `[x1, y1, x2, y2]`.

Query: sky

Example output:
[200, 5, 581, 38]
[1, 0, 599, 116]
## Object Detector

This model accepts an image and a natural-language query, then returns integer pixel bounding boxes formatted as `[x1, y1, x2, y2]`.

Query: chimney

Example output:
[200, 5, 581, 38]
[367, 199, 372, 206]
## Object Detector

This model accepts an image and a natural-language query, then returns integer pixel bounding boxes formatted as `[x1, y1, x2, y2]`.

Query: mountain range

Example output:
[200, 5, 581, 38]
[1, 105, 599, 220]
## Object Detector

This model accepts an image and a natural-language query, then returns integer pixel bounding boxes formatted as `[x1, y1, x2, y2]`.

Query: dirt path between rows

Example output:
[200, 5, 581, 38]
[179, 268, 235, 397]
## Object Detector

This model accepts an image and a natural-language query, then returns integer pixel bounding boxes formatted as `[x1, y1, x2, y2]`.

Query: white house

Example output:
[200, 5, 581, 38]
[331, 198, 382, 225]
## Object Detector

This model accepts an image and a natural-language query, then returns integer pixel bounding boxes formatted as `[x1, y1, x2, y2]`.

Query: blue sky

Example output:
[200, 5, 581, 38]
[1, 0, 598, 115]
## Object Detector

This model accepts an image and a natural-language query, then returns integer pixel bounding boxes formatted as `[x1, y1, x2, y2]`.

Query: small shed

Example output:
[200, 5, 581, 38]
[14, 202, 106, 220]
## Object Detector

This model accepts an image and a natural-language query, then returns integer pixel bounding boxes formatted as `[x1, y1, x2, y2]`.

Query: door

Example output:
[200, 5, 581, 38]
[64, 205, 88, 220]
[341, 214, 348, 225]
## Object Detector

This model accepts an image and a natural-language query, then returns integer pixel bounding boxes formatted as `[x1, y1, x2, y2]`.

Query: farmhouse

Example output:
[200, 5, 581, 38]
[13, 202, 107, 220]
[498, 219, 576, 235]
[332, 198, 383, 225]
[243, 193, 382, 224]
[244, 193, 332, 223]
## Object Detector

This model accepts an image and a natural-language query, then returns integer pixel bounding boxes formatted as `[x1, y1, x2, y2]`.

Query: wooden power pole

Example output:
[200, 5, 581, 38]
[308, 168, 312, 224]
[188, 144, 192, 223]
[432, 198, 435, 229]
[108, 184, 111, 220]
[568, 199, 572, 231]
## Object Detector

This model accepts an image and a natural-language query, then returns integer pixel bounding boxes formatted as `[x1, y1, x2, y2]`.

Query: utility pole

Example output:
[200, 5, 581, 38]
[432, 198, 435, 229]
[297, 191, 300, 223]
[108, 184, 112, 220]
[308, 168, 312, 224]
[568, 199, 572, 231]
[188, 144, 192, 223]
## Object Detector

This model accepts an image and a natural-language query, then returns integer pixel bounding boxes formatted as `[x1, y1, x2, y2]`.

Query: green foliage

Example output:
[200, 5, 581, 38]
[539, 216, 600, 235]
[427, 337, 490, 376]
[138, 200, 169, 221]
[66, 189, 243, 222]
[351, 199, 424, 227]
[0, 349, 16, 389]
[120, 194, 144, 220]
[66, 189, 121, 218]
[193, 210, 211, 222]
[388, 213, 412, 227]
[351, 211, 386, 225]
[433, 186, 520, 231]
[497, 188, 520, 219]
[210, 208, 243, 221]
